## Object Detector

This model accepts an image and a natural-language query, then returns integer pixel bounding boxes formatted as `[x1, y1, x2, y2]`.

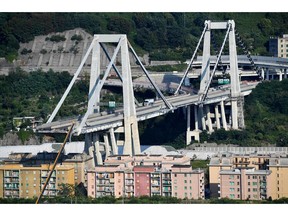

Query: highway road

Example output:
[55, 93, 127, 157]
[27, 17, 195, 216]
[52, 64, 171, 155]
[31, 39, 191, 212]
[37, 82, 258, 134]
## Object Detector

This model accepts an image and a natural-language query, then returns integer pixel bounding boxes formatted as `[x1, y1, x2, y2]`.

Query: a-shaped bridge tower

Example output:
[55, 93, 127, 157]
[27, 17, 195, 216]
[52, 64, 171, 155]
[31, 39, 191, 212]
[176, 20, 245, 143]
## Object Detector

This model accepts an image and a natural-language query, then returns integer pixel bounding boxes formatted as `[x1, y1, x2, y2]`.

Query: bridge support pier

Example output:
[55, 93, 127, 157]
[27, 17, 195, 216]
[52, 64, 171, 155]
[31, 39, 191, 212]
[220, 101, 228, 130]
[104, 133, 111, 160]
[186, 105, 200, 145]
[85, 133, 103, 166]
[266, 68, 270, 80]
[215, 104, 221, 129]
[109, 128, 118, 155]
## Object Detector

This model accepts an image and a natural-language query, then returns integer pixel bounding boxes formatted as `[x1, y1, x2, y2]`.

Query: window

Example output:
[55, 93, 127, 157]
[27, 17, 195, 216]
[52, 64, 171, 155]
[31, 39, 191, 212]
[248, 176, 250, 179]
[253, 195, 258, 199]
[237, 188, 240, 192]
[62, 171, 65, 175]
[190, 180, 192, 183]
[277, 174, 279, 178]
[174, 174, 177, 177]
[237, 182, 240, 186]
[253, 176, 257, 179]
[33, 171, 36, 175]
[174, 186, 177, 190]
[190, 186, 192, 190]
[184, 186, 187, 190]
[229, 194, 235, 199]
[185, 192, 188, 197]
[184, 174, 187, 177]
[252, 182, 257, 186]
[184, 180, 187, 183]
[229, 175, 234, 179]
[237, 195, 240, 198]
[237, 176, 240, 179]
[229, 188, 235, 192]
[253, 188, 257, 192]
[175, 192, 178, 196]
[229, 181, 235, 186]
[190, 193, 192, 197]
[26, 183, 29, 187]
[248, 182, 250, 186]
[248, 188, 250, 192]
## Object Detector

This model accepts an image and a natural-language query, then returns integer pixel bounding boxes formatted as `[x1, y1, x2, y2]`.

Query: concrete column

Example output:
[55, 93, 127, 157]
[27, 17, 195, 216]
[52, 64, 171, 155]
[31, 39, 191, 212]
[194, 105, 199, 131]
[215, 104, 221, 129]
[109, 128, 118, 155]
[266, 68, 270, 81]
[206, 105, 213, 132]
[186, 106, 192, 145]
[220, 100, 227, 130]
[261, 68, 265, 80]
[279, 69, 283, 81]
[187, 106, 191, 132]
[104, 133, 111, 159]
[94, 133, 103, 165]
[199, 105, 206, 131]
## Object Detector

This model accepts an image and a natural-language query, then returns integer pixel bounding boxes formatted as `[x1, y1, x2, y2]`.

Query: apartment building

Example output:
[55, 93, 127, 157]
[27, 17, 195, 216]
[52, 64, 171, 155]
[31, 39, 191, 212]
[269, 34, 288, 58]
[267, 157, 288, 199]
[209, 153, 270, 198]
[0, 163, 74, 198]
[0, 152, 94, 199]
[87, 154, 205, 200]
[219, 168, 271, 200]
[209, 153, 288, 200]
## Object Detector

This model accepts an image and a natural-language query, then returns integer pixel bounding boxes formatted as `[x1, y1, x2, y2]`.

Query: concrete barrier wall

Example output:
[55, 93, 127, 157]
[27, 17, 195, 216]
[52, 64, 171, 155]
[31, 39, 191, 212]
[191, 146, 288, 153]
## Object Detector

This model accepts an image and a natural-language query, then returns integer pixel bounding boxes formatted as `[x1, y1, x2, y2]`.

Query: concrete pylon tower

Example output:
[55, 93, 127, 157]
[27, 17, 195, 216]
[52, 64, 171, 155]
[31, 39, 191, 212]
[228, 20, 243, 129]
[198, 20, 243, 132]
[121, 37, 141, 155]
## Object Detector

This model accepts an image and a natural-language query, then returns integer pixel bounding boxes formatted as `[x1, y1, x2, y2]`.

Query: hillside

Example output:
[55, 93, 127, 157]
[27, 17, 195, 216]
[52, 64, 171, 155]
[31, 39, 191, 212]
[1, 13, 288, 64]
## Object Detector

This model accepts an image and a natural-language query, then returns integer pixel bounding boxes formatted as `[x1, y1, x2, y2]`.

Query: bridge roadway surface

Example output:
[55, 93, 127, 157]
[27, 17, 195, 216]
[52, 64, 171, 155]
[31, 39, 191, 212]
[192, 55, 288, 69]
[37, 82, 257, 134]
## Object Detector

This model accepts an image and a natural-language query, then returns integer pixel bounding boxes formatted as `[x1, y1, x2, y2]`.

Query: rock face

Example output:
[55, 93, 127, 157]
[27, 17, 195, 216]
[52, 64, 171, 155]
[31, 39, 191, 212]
[0, 132, 40, 146]
[0, 28, 149, 75]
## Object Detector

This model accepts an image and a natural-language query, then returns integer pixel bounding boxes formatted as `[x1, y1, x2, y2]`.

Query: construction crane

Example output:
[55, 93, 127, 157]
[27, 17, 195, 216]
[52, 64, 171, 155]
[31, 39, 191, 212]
[35, 122, 75, 204]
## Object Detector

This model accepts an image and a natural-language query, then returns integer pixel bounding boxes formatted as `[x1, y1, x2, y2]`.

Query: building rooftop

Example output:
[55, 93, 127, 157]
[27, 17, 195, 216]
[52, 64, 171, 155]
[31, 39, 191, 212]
[268, 158, 288, 166]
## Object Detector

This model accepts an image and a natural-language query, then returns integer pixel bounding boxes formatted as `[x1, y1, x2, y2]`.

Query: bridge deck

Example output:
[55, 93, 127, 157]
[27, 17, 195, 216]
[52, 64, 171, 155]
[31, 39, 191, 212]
[37, 82, 258, 134]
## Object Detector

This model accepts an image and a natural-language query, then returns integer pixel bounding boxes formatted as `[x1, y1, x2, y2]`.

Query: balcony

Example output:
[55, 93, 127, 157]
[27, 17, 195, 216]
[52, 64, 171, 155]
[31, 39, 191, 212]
[151, 182, 160, 186]
[125, 174, 134, 179]
[125, 180, 134, 186]
[4, 178, 19, 183]
[233, 161, 250, 165]
[162, 187, 171, 192]
[162, 174, 171, 180]
[125, 186, 134, 192]
[4, 171, 19, 178]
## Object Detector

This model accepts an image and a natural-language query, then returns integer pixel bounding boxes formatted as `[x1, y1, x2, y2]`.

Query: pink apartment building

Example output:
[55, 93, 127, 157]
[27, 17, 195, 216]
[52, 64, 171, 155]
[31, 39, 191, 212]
[87, 154, 205, 200]
[219, 168, 271, 200]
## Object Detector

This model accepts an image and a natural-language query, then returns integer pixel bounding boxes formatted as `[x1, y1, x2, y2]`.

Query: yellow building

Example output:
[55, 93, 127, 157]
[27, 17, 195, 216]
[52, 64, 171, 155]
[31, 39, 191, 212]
[0, 164, 74, 199]
[267, 157, 288, 200]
